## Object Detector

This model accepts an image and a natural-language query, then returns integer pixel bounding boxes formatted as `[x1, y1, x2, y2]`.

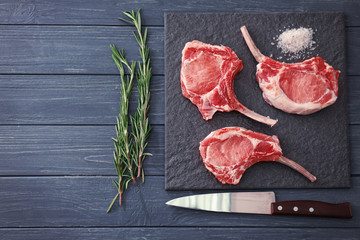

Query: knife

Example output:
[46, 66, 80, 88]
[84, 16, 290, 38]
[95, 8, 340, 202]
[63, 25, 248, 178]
[166, 192, 352, 218]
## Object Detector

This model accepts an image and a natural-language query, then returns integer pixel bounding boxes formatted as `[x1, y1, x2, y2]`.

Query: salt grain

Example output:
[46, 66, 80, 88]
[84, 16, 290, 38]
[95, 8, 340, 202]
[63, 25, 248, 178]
[277, 27, 315, 55]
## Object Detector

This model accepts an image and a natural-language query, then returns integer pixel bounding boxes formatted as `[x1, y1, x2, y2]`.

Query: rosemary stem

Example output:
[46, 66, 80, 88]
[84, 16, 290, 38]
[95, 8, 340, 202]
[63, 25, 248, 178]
[107, 193, 119, 213]
[118, 173, 123, 206]
[137, 147, 143, 178]
[119, 189, 123, 206]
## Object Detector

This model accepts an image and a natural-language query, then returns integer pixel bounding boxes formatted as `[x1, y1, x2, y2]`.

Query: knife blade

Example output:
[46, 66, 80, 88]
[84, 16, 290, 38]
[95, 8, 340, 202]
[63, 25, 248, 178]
[166, 192, 352, 218]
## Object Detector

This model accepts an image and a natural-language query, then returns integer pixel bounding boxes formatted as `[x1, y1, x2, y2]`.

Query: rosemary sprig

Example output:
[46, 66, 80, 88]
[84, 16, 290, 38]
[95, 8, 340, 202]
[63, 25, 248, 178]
[121, 9, 152, 182]
[107, 9, 152, 213]
[111, 46, 137, 183]
[107, 46, 136, 213]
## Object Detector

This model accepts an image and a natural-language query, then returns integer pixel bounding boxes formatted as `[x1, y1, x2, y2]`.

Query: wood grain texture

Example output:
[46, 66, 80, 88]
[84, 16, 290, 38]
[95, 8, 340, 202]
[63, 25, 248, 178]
[0, 228, 359, 240]
[0, 26, 164, 75]
[347, 27, 360, 76]
[0, 26, 359, 75]
[0, 176, 358, 227]
[0, 126, 164, 176]
[348, 76, 360, 124]
[0, 124, 358, 176]
[0, 75, 164, 125]
[0, 0, 359, 26]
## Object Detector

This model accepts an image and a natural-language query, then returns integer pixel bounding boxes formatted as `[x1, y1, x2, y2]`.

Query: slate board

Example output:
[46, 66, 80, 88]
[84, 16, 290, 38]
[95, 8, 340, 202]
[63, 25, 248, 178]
[165, 12, 349, 190]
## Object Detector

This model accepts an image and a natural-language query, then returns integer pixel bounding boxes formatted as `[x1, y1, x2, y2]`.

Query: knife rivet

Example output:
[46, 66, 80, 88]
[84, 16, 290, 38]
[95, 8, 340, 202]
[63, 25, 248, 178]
[293, 206, 299, 212]
[309, 207, 314, 212]
[277, 206, 283, 211]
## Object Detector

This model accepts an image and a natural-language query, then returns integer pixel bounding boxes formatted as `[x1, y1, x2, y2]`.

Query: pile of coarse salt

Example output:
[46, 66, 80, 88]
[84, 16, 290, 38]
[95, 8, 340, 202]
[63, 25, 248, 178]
[273, 27, 317, 61]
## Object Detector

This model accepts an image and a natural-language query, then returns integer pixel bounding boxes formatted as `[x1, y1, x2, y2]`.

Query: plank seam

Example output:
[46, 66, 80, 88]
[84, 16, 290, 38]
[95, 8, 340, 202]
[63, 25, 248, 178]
[0, 24, 164, 28]
[0, 174, 164, 177]
[0, 123, 165, 126]
[0, 175, 358, 178]
[0, 24, 358, 29]
[0, 73, 355, 77]
[0, 73, 165, 77]
[0, 226, 358, 229]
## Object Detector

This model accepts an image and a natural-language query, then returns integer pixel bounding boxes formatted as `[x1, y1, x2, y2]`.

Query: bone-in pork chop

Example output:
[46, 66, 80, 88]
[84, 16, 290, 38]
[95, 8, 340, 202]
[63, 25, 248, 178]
[181, 40, 277, 126]
[240, 26, 339, 115]
[200, 127, 316, 185]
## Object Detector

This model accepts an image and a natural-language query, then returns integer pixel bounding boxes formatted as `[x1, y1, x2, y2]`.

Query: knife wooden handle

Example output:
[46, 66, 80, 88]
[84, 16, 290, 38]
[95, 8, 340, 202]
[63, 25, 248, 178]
[271, 200, 352, 218]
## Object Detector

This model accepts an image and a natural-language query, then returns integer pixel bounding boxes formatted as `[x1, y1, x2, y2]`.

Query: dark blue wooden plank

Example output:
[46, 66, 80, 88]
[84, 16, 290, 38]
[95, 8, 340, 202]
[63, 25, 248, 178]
[0, 176, 358, 227]
[347, 27, 360, 76]
[0, 26, 359, 75]
[0, 125, 358, 176]
[0, 126, 164, 176]
[0, 227, 359, 240]
[0, 0, 359, 26]
[0, 75, 164, 125]
[0, 26, 164, 75]
[348, 76, 360, 124]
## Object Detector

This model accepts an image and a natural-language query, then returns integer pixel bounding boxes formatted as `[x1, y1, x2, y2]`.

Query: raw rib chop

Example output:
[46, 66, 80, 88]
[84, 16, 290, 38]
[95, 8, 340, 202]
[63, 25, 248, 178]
[240, 26, 340, 115]
[199, 127, 316, 185]
[180, 40, 277, 126]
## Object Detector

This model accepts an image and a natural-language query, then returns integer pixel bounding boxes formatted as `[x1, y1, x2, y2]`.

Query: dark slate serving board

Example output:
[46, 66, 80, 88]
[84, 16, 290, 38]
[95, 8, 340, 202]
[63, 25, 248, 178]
[164, 12, 349, 190]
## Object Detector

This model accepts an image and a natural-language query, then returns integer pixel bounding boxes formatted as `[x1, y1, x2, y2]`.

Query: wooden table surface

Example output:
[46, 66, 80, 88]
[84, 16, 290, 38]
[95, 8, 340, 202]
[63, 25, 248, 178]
[0, 1, 359, 239]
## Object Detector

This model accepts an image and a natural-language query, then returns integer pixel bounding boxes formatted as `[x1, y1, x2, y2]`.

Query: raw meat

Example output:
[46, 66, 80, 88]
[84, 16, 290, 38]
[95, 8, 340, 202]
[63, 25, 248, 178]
[180, 40, 277, 126]
[199, 127, 316, 185]
[240, 26, 339, 115]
